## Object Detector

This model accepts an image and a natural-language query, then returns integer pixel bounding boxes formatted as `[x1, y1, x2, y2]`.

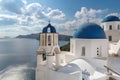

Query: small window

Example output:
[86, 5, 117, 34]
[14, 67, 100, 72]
[42, 49, 46, 61]
[97, 48, 99, 56]
[118, 25, 120, 30]
[108, 36, 112, 41]
[96, 47, 102, 57]
[48, 35, 51, 46]
[81, 47, 85, 56]
[109, 25, 112, 30]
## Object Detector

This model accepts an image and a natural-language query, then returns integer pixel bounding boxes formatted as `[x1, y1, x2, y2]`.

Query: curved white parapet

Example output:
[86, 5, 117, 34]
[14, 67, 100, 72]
[58, 59, 95, 74]
[58, 59, 108, 80]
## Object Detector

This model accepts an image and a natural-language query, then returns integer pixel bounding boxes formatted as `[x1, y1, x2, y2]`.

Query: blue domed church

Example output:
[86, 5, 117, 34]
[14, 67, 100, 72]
[36, 16, 120, 80]
[101, 15, 120, 42]
[70, 23, 108, 58]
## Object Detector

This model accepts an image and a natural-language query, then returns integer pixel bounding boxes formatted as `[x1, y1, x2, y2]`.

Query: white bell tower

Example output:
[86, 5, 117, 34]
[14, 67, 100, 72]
[101, 15, 120, 42]
[36, 22, 62, 80]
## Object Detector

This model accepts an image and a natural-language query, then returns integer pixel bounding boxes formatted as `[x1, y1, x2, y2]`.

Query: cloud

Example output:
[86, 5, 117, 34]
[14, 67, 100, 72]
[0, 0, 66, 26]
[75, 7, 88, 18]
[73, 7, 106, 26]
[25, 3, 45, 19]
[21, 0, 27, 4]
[0, 14, 18, 26]
[75, 7, 104, 18]
[0, 0, 25, 14]
[0, 0, 110, 37]
[46, 9, 65, 20]
[55, 7, 106, 35]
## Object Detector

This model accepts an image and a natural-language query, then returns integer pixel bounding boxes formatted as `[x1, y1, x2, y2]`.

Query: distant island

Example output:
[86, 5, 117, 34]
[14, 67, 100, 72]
[16, 33, 72, 41]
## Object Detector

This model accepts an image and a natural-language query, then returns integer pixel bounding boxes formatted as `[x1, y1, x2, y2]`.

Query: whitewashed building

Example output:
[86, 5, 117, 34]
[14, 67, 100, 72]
[101, 15, 120, 56]
[36, 16, 120, 80]
[101, 15, 120, 42]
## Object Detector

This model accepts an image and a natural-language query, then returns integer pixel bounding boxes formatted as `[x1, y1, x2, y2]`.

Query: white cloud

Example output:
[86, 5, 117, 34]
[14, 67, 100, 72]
[0, 0, 110, 38]
[88, 9, 103, 17]
[47, 7, 52, 12]
[25, 3, 45, 19]
[55, 7, 105, 35]
[75, 7, 104, 18]
[46, 9, 65, 20]
[26, 3, 42, 15]
[22, 0, 27, 4]
[75, 7, 88, 18]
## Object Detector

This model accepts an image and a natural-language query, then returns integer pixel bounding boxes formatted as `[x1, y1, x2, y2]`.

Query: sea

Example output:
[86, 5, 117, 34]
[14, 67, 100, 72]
[0, 38, 68, 80]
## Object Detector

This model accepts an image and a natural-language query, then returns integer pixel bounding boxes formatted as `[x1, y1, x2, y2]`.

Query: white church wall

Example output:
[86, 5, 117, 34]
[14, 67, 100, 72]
[54, 33, 58, 45]
[36, 66, 48, 80]
[70, 39, 108, 58]
[105, 30, 120, 42]
[101, 21, 120, 31]
[91, 39, 108, 58]
[46, 56, 54, 68]
[70, 39, 76, 54]
[40, 34, 46, 46]
[71, 39, 92, 58]
[37, 54, 42, 66]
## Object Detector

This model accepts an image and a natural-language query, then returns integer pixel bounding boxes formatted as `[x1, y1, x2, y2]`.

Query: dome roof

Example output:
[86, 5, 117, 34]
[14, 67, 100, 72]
[102, 15, 120, 22]
[73, 23, 106, 39]
[42, 23, 56, 33]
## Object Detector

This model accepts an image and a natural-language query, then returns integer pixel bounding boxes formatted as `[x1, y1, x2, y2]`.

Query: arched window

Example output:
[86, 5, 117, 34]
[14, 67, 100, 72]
[48, 35, 51, 46]
[42, 49, 46, 61]
[109, 25, 112, 30]
[81, 47, 85, 56]
[118, 25, 120, 30]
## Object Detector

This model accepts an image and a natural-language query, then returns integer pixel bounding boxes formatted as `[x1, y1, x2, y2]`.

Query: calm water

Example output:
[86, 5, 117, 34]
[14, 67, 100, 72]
[0, 38, 68, 80]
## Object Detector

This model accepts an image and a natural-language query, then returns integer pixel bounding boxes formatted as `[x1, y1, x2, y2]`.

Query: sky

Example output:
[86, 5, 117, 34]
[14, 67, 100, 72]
[0, 0, 120, 38]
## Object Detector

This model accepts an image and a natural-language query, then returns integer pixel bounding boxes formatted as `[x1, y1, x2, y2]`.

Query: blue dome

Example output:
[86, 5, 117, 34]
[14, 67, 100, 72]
[42, 23, 56, 33]
[73, 23, 106, 39]
[102, 16, 120, 22]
